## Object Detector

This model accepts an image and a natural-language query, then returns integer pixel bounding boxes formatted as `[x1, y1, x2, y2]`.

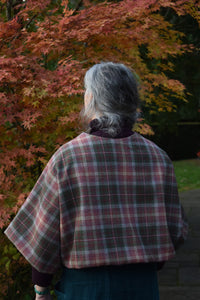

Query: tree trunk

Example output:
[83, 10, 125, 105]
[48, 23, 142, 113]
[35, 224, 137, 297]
[6, 0, 13, 21]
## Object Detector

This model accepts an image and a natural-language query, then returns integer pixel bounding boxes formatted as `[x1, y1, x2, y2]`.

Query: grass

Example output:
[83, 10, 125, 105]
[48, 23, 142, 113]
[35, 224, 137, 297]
[173, 159, 200, 192]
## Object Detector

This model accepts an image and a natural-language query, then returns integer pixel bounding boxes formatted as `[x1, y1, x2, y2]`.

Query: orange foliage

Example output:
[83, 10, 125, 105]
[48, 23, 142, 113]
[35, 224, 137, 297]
[0, 0, 199, 223]
[0, 0, 199, 221]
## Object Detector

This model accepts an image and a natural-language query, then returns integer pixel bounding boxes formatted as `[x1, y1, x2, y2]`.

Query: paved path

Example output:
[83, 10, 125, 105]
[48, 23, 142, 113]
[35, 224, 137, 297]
[158, 189, 200, 300]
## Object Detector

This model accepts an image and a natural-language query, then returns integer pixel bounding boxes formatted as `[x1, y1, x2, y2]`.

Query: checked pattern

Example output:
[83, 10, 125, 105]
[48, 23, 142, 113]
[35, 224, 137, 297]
[5, 132, 188, 273]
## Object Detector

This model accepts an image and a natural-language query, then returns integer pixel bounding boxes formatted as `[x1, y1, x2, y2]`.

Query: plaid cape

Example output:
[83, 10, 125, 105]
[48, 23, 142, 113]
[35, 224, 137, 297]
[5, 132, 188, 273]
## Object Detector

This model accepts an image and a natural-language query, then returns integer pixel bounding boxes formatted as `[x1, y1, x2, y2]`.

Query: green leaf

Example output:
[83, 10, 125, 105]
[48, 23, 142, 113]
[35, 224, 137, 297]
[12, 253, 20, 260]
[5, 260, 11, 271]
[8, 244, 18, 256]
[0, 256, 9, 265]
[3, 245, 8, 254]
[23, 294, 33, 300]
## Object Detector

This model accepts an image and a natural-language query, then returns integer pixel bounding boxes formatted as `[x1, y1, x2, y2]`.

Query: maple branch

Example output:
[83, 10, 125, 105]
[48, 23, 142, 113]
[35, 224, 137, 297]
[162, 7, 171, 18]
[25, 13, 39, 29]
[72, 0, 83, 15]
[0, 12, 39, 51]
[12, 0, 23, 8]
[0, 2, 6, 13]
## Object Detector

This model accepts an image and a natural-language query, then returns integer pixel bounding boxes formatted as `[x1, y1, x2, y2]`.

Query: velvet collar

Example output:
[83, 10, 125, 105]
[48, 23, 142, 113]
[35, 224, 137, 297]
[88, 118, 134, 139]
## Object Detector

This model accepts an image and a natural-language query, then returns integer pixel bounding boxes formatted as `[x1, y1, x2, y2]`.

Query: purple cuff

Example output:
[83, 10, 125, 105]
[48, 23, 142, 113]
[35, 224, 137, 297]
[32, 267, 53, 287]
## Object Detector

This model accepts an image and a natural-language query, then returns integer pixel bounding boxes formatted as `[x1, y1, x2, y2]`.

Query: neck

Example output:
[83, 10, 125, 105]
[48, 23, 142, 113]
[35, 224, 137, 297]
[88, 118, 134, 139]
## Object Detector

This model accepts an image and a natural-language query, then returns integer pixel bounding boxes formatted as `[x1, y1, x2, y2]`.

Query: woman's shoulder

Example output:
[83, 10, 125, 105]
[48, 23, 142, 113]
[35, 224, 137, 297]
[50, 133, 93, 163]
[133, 133, 172, 164]
[51, 132, 172, 168]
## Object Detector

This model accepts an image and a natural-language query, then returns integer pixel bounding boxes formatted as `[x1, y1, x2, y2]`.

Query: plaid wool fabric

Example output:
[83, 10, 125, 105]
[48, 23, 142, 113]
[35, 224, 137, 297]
[5, 132, 188, 273]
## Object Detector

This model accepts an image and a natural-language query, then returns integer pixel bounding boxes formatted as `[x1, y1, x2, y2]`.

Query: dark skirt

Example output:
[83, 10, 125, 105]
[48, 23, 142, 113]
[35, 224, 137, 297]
[55, 263, 160, 300]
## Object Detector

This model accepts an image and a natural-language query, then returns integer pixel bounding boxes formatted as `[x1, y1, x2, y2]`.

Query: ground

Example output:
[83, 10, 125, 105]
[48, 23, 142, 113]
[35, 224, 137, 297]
[158, 189, 200, 300]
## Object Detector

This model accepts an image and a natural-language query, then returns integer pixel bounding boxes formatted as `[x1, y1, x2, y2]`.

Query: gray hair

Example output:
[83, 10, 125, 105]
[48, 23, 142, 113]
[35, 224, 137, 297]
[81, 62, 140, 137]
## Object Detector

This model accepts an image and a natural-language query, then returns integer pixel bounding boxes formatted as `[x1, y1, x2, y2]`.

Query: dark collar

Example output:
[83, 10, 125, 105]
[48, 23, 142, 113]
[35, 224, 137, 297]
[88, 118, 134, 139]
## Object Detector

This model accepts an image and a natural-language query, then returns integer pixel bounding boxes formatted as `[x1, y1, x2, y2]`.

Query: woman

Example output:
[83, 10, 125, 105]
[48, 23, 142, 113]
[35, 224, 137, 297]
[5, 62, 188, 300]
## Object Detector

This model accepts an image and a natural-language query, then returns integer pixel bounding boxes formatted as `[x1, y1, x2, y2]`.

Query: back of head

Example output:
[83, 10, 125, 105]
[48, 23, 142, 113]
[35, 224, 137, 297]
[82, 62, 140, 137]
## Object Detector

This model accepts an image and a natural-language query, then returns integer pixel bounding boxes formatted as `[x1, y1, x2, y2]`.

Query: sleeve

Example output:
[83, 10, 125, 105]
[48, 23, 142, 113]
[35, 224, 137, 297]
[32, 267, 53, 287]
[4, 154, 62, 274]
[164, 158, 188, 250]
